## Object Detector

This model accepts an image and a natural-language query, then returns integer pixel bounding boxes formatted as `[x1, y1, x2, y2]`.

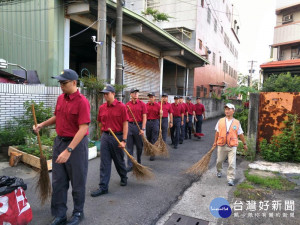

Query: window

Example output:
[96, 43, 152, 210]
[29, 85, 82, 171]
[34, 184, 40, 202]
[221, 26, 223, 34]
[197, 86, 201, 97]
[214, 18, 217, 32]
[201, 0, 204, 7]
[207, 8, 211, 24]
[291, 45, 300, 59]
[282, 14, 293, 24]
[212, 52, 216, 65]
[219, 56, 222, 64]
[199, 39, 203, 49]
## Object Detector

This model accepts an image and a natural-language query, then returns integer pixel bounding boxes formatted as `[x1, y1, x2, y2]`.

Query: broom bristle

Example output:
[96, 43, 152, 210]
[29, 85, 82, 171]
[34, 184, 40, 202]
[142, 136, 160, 156]
[154, 132, 169, 157]
[167, 128, 171, 137]
[127, 154, 154, 180]
[36, 156, 52, 205]
[185, 147, 216, 176]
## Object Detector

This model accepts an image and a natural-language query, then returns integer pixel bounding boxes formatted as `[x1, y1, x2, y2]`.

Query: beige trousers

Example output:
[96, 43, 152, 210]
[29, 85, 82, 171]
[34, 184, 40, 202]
[216, 145, 237, 181]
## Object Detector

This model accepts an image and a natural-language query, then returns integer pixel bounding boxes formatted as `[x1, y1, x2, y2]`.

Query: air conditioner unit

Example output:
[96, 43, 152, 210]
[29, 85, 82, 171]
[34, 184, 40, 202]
[282, 14, 293, 23]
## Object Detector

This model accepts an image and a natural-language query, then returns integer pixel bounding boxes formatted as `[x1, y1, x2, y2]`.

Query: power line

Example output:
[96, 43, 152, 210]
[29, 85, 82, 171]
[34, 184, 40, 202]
[0, 19, 101, 42]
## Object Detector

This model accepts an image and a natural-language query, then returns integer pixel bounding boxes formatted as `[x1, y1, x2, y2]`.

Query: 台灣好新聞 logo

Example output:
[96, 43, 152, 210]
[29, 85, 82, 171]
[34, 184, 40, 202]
[210, 197, 232, 218]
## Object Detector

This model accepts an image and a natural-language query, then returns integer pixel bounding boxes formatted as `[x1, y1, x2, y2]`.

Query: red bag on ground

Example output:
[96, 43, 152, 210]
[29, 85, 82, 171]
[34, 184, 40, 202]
[0, 187, 32, 225]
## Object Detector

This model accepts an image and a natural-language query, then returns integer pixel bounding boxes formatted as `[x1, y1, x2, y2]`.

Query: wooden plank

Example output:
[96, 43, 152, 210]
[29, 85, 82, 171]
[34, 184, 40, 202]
[8, 146, 52, 171]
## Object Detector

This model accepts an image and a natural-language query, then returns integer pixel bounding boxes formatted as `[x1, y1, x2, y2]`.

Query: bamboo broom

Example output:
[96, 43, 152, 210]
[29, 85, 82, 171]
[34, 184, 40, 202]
[108, 128, 154, 180]
[185, 146, 216, 176]
[32, 104, 51, 205]
[126, 105, 160, 156]
[154, 99, 168, 157]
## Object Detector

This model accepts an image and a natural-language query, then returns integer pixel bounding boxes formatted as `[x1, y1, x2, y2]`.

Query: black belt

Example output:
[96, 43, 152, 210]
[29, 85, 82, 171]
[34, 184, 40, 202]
[196, 114, 203, 116]
[103, 131, 123, 135]
[129, 121, 142, 124]
[147, 119, 158, 121]
[174, 116, 181, 118]
[57, 136, 74, 142]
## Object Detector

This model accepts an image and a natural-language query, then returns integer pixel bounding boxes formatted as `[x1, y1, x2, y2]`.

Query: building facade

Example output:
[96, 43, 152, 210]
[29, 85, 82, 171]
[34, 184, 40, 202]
[125, 0, 240, 97]
[261, 0, 300, 78]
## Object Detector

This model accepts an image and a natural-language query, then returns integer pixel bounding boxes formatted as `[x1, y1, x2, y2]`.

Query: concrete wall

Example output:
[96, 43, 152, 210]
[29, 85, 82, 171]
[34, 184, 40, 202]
[247, 93, 260, 151]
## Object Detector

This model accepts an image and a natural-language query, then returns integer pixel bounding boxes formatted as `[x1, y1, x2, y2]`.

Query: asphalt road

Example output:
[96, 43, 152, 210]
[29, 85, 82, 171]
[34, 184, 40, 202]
[22, 117, 219, 225]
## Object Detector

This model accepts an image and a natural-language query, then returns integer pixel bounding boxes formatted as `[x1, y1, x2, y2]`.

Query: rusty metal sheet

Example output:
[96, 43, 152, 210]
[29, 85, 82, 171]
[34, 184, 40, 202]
[123, 45, 160, 95]
[257, 92, 300, 147]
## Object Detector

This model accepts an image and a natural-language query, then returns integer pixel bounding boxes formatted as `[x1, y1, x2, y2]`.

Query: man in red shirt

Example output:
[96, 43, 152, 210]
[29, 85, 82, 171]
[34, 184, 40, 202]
[146, 92, 161, 161]
[179, 96, 188, 144]
[126, 88, 147, 172]
[195, 97, 206, 138]
[91, 85, 128, 197]
[170, 96, 184, 149]
[33, 69, 90, 225]
[161, 93, 173, 142]
[185, 97, 196, 139]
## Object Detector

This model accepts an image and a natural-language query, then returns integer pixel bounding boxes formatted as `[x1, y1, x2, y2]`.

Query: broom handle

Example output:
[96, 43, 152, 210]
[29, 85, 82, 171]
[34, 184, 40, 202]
[32, 104, 44, 157]
[159, 99, 163, 131]
[126, 105, 142, 131]
[108, 128, 132, 158]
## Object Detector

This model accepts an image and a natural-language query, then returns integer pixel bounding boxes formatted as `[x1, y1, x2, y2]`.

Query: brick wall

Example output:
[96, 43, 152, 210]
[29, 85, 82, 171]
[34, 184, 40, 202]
[0, 84, 62, 127]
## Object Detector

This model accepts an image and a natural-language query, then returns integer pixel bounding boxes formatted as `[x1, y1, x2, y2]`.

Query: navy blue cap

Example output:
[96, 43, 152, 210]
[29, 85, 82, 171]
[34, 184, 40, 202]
[162, 92, 168, 97]
[187, 97, 191, 100]
[130, 87, 139, 93]
[52, 69, 78, 81]
[100, 84, 115, 93]
[147, 92, 155, 97]
[174, 95, 179, 99]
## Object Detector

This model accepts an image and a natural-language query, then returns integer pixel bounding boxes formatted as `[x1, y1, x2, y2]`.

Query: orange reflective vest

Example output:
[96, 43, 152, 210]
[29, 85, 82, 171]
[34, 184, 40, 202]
[217, 117, 240, 147]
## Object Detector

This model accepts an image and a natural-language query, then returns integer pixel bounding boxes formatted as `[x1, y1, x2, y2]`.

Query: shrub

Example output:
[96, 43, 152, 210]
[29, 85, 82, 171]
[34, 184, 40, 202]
[262, 72, 300, 92]
[260, 114, 300, 162]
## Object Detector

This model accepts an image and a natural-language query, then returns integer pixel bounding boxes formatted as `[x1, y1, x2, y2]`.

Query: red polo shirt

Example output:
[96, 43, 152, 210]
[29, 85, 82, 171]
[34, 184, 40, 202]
[171, 103, 184, 117]
[180, 102, 188, 114]
[126, 99, 147, 122]
[195, 103, 205, 115]
[54, 90, 90, 137]
[146, 102, 160, 120]
[186, 102, 195, 115]
[97, 99, 128, 132]
[162, 102, 173, 118]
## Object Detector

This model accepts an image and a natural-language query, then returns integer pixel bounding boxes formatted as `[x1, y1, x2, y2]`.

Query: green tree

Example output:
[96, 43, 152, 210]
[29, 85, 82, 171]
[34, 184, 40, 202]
[262, 72, 300, 92]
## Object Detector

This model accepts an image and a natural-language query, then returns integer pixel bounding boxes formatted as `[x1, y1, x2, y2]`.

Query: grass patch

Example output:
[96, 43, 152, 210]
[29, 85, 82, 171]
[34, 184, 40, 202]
[291, 175, 300, 180]
[234, 181, 269, 200]
[244, 170, 296, 190]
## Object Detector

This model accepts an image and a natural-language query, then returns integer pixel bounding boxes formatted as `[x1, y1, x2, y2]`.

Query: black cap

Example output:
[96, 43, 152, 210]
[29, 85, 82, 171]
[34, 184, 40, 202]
[162, 92, 168, 97]
[187, 97, 191, 100]
[179, 96, 183, 99]
[147, 92, 155, 97]
[174, 95, 179, 99]
[100, 84, 115, 93]
[52, 69, 78, 81]
[130, 87, 139, 93]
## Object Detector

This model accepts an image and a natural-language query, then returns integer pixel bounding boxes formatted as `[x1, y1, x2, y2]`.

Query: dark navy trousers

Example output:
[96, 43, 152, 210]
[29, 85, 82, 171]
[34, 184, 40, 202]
[99, 132, 127, 191]
[127, 122, 143, 169]
[146, 119, 159, 144]
[161, 117, 168, 142]
[170, 117, 181, 147]
[196, 115, 203, 133]
[51, 136, 88, 217]
[179, 115, 187, 142]
[185, 114, 193, 138]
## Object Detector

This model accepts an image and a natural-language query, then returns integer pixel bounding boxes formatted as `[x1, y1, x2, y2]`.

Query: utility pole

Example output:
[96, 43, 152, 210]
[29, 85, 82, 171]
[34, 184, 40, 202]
[248, 60, 257, 87]
[116, 0, 124, 101]
[97, 0, 106, 81]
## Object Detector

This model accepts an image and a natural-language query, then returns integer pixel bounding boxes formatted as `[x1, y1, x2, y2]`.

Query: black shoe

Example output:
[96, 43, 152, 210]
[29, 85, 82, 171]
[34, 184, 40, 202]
[179, 141, 183, 144]
[174, 146, 178, 149]
[120, 178, 127, 186]
[149, 156, 155, 161]
[91, 188, 108, 197]
[49, 216, 67, 225]
[126, 167, 133, 172]
[67, 212, 84, 225]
